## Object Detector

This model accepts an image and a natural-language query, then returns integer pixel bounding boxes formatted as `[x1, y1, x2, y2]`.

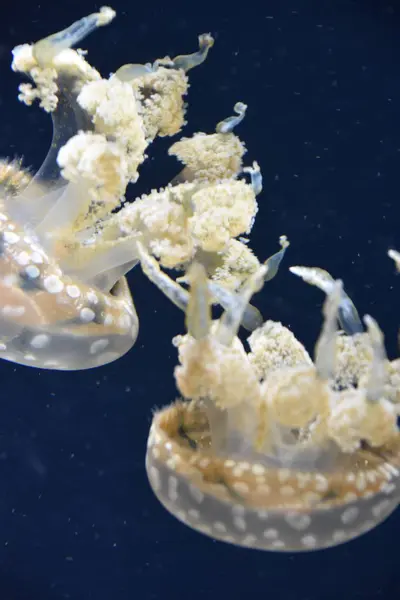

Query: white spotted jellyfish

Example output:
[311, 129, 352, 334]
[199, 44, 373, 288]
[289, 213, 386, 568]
[144, 245, 400, 552]
[0, 7, 217, 369]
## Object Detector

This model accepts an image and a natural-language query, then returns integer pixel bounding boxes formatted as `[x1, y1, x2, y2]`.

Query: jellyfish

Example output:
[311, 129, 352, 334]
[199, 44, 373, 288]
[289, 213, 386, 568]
[0, 7, 224, 369]
[144, 250, 400, 551]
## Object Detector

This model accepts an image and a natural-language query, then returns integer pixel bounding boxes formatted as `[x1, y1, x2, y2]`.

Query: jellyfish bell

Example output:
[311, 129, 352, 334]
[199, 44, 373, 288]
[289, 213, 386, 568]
[146, 401, 400, 552]
[144, 257, 400, 552]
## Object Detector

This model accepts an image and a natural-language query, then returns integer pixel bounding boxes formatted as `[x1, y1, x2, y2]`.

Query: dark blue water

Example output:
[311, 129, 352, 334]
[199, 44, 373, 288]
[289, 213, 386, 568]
[0, 0, 399, 598]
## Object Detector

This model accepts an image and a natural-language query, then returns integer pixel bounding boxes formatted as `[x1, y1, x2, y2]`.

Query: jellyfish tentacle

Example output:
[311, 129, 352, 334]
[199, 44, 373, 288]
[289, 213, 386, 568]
[170, 33, 214, 72]
[137, 242, 190, 313]
[216, 264, 267, 346]
[185, 263, 212, 340]
[216, 101, 247, 134]
[364, 315, 387, 403]
[33, 7, 116, 66]
[138, 241, 271, 335]
[12, 8, 116, 207]
[209, 281, 263, 332]
[314, 279, 342, 381]
[262, 235, 289, 282]
[289, 265, 363, 335]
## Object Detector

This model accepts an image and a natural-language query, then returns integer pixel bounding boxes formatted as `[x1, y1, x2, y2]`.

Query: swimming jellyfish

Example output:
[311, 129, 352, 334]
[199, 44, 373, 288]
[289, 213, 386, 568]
[0, 7, 219, 369]
[144, 253, 400, 551]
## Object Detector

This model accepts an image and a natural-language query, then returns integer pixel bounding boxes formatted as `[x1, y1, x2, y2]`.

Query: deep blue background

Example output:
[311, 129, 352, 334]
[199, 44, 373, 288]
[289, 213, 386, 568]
[0, 0, 399, 598]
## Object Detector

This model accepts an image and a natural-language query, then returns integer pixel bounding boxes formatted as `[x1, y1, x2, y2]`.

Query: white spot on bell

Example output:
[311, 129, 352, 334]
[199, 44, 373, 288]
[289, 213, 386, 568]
[30, 334, 50, 349]
[80, 308, 95, 323]
[3, 231, 19, 244]
[66, 285, 81, 299]
[43, 275, 64, 294]
[90, 339, 109, 354]
[25, 265, 40, 279]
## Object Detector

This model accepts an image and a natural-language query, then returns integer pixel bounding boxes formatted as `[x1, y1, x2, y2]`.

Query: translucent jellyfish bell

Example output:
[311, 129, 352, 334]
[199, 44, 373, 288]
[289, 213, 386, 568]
[145, 257, 400, 551]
